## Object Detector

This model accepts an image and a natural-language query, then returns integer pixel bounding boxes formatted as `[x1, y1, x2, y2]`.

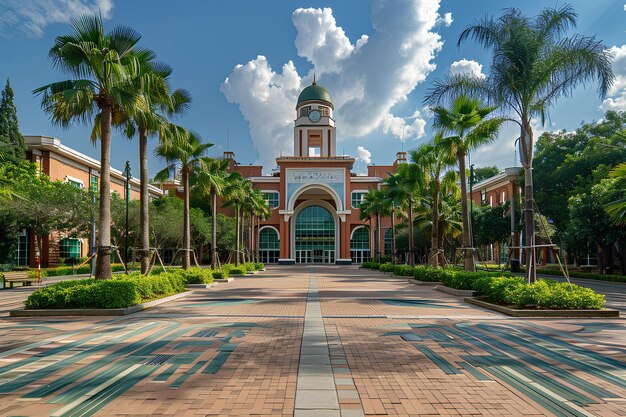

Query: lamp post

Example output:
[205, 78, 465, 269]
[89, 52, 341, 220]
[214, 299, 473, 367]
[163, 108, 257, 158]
[124, 161, 131, 273]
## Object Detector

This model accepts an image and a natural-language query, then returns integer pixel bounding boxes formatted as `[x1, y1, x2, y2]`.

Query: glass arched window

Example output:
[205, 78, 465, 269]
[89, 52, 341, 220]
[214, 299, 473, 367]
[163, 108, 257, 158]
[259, 227, 280, 264]
[350, 227, 370, 264]
[295, 205, 335, 263]
[60, 238, 81, 260]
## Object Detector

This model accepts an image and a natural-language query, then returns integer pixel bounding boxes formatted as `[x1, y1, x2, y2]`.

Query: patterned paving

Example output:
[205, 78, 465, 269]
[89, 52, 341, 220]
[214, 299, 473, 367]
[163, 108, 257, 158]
[0, 265, 623, 416]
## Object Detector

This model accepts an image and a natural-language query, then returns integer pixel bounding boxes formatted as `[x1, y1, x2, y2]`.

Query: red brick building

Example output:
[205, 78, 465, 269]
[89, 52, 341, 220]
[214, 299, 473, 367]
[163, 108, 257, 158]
[17, 135, 163, 267]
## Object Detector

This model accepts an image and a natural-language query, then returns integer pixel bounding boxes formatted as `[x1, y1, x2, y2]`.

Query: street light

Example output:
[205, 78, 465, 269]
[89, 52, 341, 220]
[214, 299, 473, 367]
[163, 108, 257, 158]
[124, 161, 131, 273]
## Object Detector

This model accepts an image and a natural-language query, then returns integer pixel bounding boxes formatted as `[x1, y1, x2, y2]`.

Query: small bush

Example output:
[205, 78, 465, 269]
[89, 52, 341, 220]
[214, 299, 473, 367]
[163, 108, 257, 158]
[379, 262, 394, 272]
[25, 279, 139, 309]
[177, 267, 213, 284]
[212, 270, 225, 280]
[254, 262, 265, 270]
[229, 267, 245, 275]
[393, 264, 414, 276]
[472, 276, 524, 304]
[413, 265, 443, 282]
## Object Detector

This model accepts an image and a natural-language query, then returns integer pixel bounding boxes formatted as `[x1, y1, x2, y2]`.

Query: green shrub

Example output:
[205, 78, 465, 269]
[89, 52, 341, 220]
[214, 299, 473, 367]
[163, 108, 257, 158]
[393, 264, 414, 276]
[177, 267, 212, 284]
[25, 279, 139, 309]
[360, 261, 373, 269]
[505, 280, 605, 309]
[379, 262, 394, 272]
[413, 265, 443, 282]
[254, 262, 265, 270]
[380, 255, 392, 263]
[535, 268, 626, 283]
[229, 267, 245, 275]
[472, 276, 524, 304]
[441, 270, 511, 290]
[212, 270, 225, 280]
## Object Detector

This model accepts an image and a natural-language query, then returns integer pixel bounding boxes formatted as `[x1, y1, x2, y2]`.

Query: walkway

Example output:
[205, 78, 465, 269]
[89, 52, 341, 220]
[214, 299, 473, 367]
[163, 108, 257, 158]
[0, 265, 624, 416]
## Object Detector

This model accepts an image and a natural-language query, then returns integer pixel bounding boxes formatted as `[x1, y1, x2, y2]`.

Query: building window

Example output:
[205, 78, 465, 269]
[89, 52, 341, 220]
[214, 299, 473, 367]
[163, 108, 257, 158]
[60, 238, 81, 261]
[308, 146, 320, 157]
[263, 191, 279, 208]
[489, 195, 493, 207]
[65, 176, 84, 189]
[351, 191, 367, 209]
[259, 227, 280, 264]
[318, 106, 329, 117]
[90, 175, 99, 192]
[295, 205, 335, 264]
[300, 106, 311, 117]
[350, 226, 370, 263]
[384, 228, 393, 256]
[14, 230, 29, 267]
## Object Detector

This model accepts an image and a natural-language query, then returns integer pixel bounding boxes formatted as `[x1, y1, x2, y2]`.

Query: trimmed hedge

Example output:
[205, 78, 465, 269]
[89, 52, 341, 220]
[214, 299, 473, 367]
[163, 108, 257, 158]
[41, 263, 126, 277]
[360, 261, 380, 269]
[379, 262, 394, 272]
[229, 267, 246, 275]
[534, 268, 626, 283]
[254, 262, 265, 270]
[24, 272, 186, 309]
[472, 276, 605, 309]
[393, 264, 415, 276]
[412, 265, 443, 282]
[176, 268, 214, 284]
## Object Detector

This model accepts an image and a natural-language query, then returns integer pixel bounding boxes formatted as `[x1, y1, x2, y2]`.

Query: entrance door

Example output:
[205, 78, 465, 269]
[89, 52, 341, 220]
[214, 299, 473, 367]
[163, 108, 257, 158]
[295, 205, 335, 264]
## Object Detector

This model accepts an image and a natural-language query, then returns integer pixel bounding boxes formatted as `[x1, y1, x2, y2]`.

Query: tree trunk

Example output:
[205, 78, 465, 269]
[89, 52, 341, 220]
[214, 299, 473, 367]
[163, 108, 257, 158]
[521, 123, 536, 283]
[182, 168, 191, 270]
[376, 213, 381, 262]
[95, 106, 113, 279]
[391, 208, 397, 264]
[408, 201, 414, 265]
[138, 125, 150, 274]
[429, 185, 440, 267]
[235, 206, 240, 266]
[458, 150, 474, 271]
[211, 190, 218, 269]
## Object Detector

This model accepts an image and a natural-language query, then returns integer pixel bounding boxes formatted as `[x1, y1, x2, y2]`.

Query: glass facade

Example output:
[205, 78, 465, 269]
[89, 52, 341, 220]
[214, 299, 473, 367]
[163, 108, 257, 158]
[351, 191, 366, 208]
[259, 227, 280, 264]
[60, 238, 81, 260]
[295, 205, 335, 263]
[14, 230, 29, 267]
[263, 192, 279, 208]
[350, 226, 370, 263]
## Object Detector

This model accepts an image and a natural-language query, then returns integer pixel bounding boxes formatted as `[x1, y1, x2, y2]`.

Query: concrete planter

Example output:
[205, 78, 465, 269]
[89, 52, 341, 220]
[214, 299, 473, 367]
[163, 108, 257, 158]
[229, 274, 247, 278]
[10, 291, 191, 317]
[214, 277, 235, 283]
[435, 285, 476, 297]
[465, 297, 620, 318]
[407, 278, 441, 286]
[186, 283, 212, 289]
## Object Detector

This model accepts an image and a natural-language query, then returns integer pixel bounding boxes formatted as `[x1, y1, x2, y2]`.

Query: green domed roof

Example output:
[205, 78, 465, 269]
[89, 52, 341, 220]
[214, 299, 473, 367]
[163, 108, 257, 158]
[297, 82, 333, 108]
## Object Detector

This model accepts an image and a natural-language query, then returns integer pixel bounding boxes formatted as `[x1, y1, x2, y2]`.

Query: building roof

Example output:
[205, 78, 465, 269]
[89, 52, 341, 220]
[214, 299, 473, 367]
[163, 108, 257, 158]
[472, 167, 522, 190]
[297, 82, 333, 108]
[24, 135, 163, 196]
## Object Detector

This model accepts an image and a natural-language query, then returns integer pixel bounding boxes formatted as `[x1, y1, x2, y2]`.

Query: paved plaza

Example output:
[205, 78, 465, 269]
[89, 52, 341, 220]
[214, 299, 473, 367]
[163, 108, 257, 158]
[0, 266, 624, 417]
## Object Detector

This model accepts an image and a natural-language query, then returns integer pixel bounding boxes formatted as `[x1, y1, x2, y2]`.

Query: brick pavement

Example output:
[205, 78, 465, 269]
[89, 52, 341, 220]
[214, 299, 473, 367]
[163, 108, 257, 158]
[0, 265, 623, 416]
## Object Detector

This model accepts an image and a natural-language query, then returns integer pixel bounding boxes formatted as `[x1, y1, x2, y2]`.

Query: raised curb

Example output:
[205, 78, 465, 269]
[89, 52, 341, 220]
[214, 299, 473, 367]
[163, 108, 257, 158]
[214, 277, 235, 283]
[465, 297, 620, 318]
[186, 283, 212, 289]
[406, 278, 442, 286]
[435, 285, 476, 297]
[9, 291, 192, 317]
[229, 274, 247, 278]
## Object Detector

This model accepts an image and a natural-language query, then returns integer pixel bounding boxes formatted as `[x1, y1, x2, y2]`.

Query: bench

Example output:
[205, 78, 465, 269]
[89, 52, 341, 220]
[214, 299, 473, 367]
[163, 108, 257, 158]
[1, 271, 34, 288]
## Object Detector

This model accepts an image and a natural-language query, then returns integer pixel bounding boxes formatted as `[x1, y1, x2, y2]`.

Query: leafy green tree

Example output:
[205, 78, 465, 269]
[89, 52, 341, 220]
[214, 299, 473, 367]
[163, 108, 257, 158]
[567, 176, 626, 274]
[473, 166, 500, 183]
[386, 164, 421, 265]
[472, 203, 512, 265]
[0, 167, 93, 267]
[34, 14, 143, 279]
[534, 111, 626, 231]
[359, 189, 390, 262]
[0, 79, 26, 161]
[426, 4, 614, 282]
[155, 129, 213, 269]
[606, 163, 626, 226]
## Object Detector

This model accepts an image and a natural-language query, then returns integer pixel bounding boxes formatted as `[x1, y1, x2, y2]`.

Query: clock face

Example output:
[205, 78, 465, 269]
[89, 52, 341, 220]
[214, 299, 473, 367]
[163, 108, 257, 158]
[308, 110, 321, 122]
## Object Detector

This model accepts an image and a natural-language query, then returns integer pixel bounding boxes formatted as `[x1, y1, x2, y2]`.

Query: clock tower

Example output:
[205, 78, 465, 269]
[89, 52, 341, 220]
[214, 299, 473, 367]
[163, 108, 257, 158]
[294, 79, 336, 157]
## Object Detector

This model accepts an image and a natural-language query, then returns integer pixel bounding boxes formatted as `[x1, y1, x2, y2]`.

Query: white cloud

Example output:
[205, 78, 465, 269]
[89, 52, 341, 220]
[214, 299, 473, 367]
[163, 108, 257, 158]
[437, 12, 453, 27]
[449, 59, 486, 79]
[599, 45, 626, 111]
[0, 0, 113, 38]
[356, 146, 372, 164]
[221, 0, 444, 170]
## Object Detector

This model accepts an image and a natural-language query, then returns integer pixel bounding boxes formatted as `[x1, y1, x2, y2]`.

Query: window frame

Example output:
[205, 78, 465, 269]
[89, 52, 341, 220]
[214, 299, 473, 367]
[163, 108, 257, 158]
[262, 191, 280, 209]
[351, 190, 367, 209]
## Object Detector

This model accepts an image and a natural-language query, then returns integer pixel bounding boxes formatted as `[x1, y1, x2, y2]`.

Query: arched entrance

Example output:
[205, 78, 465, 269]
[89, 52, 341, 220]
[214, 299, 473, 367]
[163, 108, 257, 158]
[258, 226, 280, 264]
[350, 226, 370, 264]
[294, 205, 336, 263]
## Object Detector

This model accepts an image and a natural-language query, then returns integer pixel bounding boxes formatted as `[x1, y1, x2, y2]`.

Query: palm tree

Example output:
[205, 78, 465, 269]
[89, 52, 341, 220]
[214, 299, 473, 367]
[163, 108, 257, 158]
[386, 165, 421, 265]
[155, 128, 212, 269]
[247, 189, 270, 263]
[410, 134, 456, 267]
[431, 95, 504, 271]
[359, 189, 389, 262]
[425, 4, 614, 282]
[196, 158, 230, 268]
[221, 174, 247, 266]
[34, 14, 142, 279]
[124, 53, 191, 273]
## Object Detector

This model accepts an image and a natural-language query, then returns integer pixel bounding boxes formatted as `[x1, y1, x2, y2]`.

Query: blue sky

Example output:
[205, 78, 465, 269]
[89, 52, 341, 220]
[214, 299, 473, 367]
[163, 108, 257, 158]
[0, 0, 625, 176]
